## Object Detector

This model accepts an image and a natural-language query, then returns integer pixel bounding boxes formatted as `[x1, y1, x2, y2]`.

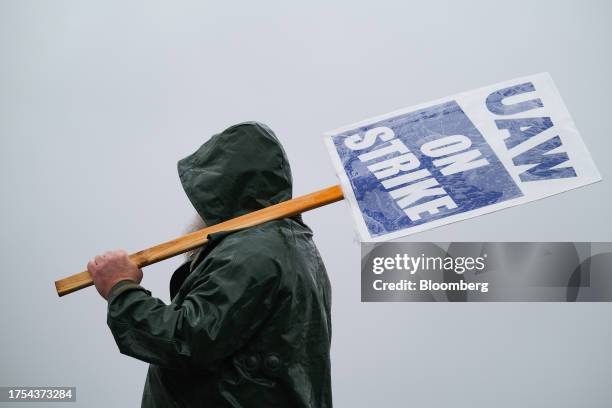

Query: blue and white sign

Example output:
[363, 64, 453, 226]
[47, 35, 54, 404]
[324, 73, 601, 241]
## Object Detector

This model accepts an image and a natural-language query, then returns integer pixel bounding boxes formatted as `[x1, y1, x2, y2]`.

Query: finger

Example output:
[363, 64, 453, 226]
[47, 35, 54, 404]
[87, 260, 96, 273]
[95, 255, 104, 265]
[117, 249, 128, 257]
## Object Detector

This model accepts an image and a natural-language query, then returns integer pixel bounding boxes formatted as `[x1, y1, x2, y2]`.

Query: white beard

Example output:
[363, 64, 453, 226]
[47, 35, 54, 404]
[184, 213, 207, 259]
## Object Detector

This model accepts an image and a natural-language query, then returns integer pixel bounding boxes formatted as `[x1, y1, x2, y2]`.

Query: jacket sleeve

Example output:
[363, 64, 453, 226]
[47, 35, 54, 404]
[106, 249, 282, 370]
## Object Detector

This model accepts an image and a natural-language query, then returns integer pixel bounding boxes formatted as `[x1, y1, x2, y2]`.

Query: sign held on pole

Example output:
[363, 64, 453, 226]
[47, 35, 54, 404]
[325, 73, 601, 241]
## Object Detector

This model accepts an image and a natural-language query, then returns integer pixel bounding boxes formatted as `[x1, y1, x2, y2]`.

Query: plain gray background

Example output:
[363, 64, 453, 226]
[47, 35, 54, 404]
[1, 1, 611, 406]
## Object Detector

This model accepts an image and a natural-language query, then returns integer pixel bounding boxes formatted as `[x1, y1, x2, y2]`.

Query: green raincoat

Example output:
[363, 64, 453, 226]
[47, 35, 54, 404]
[106, 122, 333, 407]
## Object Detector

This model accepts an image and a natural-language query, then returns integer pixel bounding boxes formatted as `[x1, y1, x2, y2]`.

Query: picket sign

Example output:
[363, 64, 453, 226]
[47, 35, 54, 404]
[55, 73, 601, 296]
[324, 73, 601, 241]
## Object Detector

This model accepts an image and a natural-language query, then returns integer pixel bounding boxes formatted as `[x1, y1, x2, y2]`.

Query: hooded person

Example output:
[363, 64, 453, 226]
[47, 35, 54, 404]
[87, 122, 333, 407]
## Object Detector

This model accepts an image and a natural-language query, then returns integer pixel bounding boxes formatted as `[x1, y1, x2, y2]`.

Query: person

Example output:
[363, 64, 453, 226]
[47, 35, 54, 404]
[87, 122, 333, 407]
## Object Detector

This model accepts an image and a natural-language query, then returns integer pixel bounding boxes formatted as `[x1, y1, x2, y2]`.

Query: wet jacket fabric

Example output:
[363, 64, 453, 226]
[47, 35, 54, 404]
[106, 122, 333, 407]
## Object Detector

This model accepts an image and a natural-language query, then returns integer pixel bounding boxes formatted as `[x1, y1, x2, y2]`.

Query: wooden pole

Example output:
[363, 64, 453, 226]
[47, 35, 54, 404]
[54, 185, 345, 297]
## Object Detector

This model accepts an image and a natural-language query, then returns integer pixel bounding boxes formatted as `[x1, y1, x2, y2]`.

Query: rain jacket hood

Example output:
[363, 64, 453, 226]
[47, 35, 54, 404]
[106, 122, 333, 408]
[178, 122, 292, 226]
